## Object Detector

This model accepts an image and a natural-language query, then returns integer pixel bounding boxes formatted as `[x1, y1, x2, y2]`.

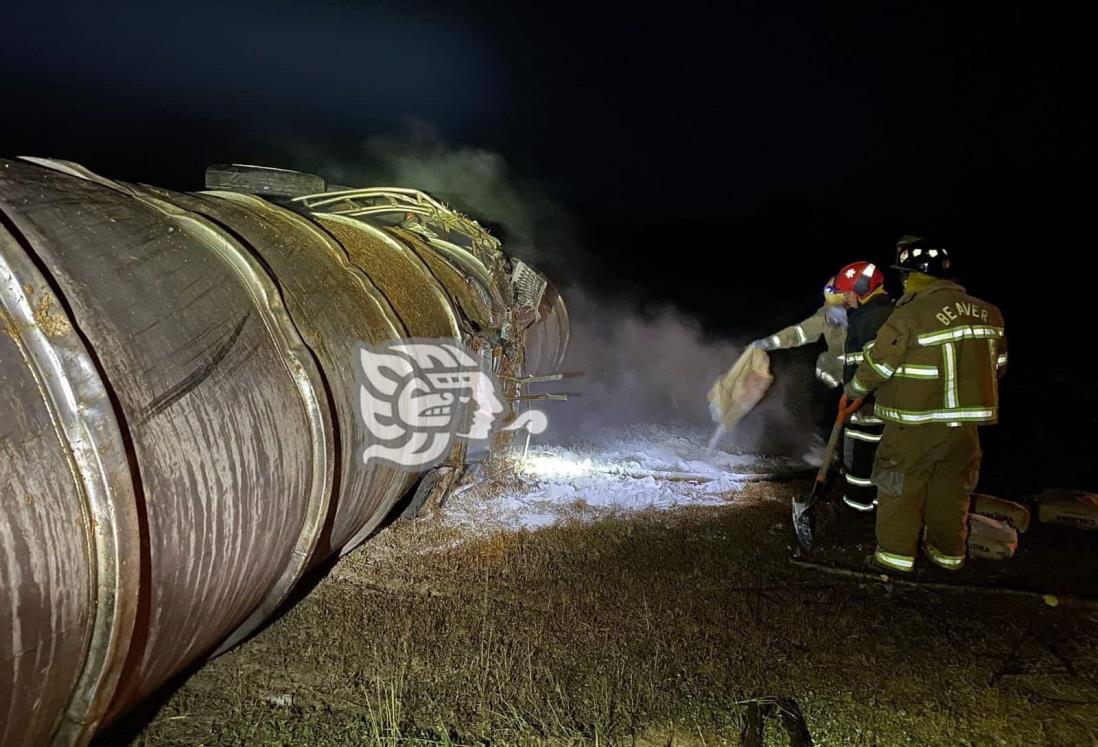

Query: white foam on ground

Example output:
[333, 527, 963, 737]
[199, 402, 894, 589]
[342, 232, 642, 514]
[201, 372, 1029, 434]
[442, 425, 803, 532]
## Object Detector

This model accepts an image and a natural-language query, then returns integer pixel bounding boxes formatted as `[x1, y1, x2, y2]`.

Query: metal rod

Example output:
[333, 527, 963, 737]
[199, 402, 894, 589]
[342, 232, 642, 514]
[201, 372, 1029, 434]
[507, 393, 569, 402]
[502, 373, 564, 383]
[501, 370, 584, 383]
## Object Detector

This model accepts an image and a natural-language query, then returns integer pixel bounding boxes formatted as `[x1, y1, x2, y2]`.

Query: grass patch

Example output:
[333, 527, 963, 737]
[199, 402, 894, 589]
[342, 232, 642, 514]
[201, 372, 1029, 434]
[117, 484, 1098, 746]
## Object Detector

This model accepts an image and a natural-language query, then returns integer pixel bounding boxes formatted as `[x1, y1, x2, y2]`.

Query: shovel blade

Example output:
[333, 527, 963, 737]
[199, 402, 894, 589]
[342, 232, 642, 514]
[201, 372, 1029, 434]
[792, 482, 827, 553]
[792, 500, 815, 553]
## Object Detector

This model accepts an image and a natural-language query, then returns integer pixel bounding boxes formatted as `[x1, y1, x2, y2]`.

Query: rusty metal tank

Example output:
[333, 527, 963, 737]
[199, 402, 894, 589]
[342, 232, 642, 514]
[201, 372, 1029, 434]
[0, 158, 567, 745]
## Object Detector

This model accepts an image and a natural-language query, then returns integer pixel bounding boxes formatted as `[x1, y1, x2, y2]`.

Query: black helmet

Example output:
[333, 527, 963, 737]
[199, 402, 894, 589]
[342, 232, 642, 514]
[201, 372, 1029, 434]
[892, 235, 952, 278]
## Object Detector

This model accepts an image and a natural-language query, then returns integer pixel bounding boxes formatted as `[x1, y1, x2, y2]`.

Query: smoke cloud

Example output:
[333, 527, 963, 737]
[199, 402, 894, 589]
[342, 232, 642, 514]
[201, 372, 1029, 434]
[534, 290, 811, 454]
[278, 130, 814, 454]
[275, 128, 576, 276]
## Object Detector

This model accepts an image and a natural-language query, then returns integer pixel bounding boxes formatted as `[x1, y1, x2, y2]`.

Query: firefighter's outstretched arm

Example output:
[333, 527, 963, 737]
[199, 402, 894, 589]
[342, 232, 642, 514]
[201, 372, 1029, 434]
[844, 318, 909, 399]
[757, 308, 825, 350]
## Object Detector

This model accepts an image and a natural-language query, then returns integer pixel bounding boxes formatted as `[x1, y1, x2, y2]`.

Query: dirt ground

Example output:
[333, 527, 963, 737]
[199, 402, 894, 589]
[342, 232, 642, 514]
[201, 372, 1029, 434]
[102, 481, 1098, 746]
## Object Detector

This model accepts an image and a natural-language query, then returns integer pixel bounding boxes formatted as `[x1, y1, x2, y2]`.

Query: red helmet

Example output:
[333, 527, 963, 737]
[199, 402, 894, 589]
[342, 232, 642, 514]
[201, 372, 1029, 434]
[828, 261, 884, 300]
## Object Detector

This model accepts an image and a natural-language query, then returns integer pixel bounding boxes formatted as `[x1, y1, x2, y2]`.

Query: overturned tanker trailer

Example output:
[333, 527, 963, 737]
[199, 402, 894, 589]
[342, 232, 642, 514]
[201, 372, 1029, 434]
[0, 158, 568, 746]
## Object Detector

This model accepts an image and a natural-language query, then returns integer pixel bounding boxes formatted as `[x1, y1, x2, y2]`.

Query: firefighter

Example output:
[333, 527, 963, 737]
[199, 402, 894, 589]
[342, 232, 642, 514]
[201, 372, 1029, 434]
[753, 276, 848, 462]
[828, 261, 894, 513]
[841, 237, 1007, 573]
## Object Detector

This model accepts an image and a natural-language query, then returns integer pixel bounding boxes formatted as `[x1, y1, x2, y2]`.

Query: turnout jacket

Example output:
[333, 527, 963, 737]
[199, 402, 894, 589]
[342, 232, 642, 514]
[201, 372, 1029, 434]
[845, 280, 1007, 425]
[841, 293, 895, 386]
[766, 305, 846, 388]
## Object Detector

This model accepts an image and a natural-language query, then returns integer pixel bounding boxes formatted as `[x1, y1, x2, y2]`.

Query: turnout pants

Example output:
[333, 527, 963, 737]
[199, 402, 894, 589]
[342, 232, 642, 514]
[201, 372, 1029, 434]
[842, 412, 884, 512]
[870, 422, 982, 572]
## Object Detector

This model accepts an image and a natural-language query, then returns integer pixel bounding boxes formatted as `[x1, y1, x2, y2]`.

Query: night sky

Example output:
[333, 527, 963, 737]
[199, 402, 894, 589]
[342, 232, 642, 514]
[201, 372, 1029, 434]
[2, 1, 1092, 487]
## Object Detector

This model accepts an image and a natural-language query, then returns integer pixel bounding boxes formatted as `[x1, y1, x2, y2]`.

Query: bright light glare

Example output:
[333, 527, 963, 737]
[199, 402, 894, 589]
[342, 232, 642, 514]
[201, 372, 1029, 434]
[522, 454, 595, 479]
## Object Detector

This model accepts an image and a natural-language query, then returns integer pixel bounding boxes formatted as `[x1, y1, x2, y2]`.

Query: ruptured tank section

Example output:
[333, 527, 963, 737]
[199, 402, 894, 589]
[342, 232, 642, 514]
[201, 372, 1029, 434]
[0, 158, 568, 746]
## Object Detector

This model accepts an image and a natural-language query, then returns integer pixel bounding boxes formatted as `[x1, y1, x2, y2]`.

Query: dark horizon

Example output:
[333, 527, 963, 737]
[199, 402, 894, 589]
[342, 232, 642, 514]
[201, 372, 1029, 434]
[2, 0, 1092, 489]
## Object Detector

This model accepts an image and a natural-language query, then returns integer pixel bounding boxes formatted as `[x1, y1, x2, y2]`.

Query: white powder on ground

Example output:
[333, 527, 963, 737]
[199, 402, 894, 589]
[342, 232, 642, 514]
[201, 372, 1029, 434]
[442, 425, 804, 532]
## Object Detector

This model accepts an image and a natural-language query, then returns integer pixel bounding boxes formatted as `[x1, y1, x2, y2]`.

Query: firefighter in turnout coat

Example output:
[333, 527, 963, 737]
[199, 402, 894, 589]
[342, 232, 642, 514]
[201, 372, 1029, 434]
[842, 238, 1007, 573]
[829, 261, 894, 513]
[754, 278, 848, 459]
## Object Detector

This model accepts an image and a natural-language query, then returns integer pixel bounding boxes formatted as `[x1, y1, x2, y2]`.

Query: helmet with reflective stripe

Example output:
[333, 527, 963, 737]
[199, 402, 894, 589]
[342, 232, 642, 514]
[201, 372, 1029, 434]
[828, 261, 884, 301]
[893, 235, 952, 277]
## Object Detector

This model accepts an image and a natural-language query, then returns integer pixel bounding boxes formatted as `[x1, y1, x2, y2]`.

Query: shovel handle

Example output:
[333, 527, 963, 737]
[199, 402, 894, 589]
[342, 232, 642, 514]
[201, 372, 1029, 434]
[814, 401, 859, 484]
[837, 395, 863, 423]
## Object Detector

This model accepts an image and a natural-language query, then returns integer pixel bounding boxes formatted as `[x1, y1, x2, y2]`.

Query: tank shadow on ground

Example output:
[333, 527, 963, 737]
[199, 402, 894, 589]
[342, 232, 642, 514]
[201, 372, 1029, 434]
[91, 480, 424, 746]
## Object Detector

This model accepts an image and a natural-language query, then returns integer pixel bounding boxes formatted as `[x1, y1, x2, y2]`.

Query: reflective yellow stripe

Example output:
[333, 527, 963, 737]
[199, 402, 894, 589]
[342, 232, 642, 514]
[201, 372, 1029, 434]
[989, 340, 1001, 407]
[768, 335, 781, 349]
[845, 429, 882, 443]
[875, 405, 995, 424]
[845, 473, 874, 487]
[842, 352, 865, 364]
[864, 347, 895, 378]
[842, 496, 875, 512]
[895, 364, 939, 379]
[874, 548, 915, 571]
[926, 544, 965, 569]
[851, 411, 883, 425]
[942, 342, 958, 409]
[918, 325, 1004, 346]
[817, 369, 840, 387]
[795, 325, 807, 345]
[849, 377, 869, 395]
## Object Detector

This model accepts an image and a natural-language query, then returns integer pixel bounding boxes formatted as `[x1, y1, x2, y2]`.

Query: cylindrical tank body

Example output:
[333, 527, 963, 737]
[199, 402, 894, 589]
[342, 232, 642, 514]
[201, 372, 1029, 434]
[0, 158, 563, 745]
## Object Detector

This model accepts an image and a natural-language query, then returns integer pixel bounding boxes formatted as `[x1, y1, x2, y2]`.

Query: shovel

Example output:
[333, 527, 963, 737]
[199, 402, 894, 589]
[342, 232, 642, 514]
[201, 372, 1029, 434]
[792, 397, 862, 554]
